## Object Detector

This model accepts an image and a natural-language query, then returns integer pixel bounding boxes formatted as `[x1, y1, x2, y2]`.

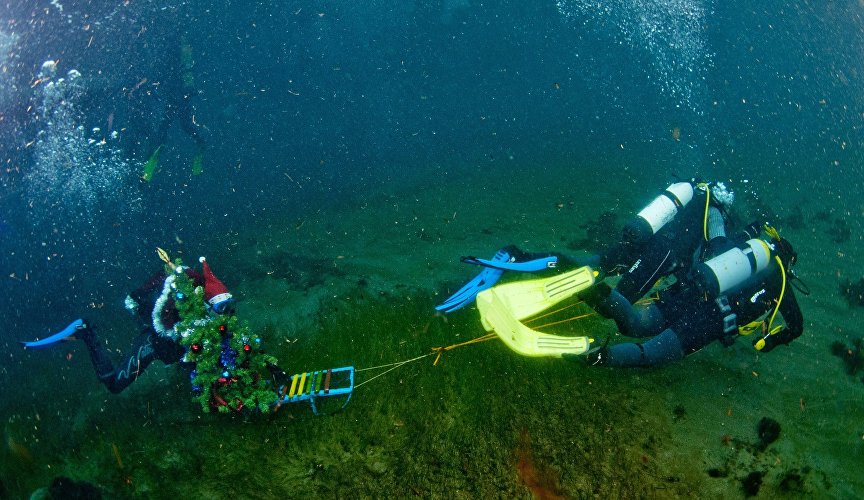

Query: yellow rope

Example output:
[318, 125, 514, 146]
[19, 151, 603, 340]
[699, 183, 711, 241]
[354, 353, 434, 389]
[355, 354, 432, 372]
[357, 290, 661, 385]
[766, 255, 787, 332]
[533, 311, 597, 329]
[523, 300, 584, 324]
[431, 333, 497, 365]
[354, 332, 500, 388]
[525, 291, 657, 330]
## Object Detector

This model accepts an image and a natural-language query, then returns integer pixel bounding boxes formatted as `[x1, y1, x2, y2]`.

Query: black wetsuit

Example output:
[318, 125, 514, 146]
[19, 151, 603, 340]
[82, 327, 186, 394]
[593, 257, 804, 367]
[152, 32, 205, 153]
[580, 186, 737, 333]
[81, 270, 202, 393]
[600, 186, 715, 303]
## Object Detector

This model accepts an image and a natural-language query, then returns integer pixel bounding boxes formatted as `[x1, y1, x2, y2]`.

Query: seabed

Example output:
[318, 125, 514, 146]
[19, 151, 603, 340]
[2, 165, 862, 499]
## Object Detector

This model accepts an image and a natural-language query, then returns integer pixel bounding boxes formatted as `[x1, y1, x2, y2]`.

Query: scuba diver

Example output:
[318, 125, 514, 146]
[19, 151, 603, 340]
[582, 227, 805, 367]
[436, 177, 806, 367]
[22, 256, 285, 413]
[436, 178, 738, 314]
[21, 257, 234, 394]
[139, 32, 207, 181]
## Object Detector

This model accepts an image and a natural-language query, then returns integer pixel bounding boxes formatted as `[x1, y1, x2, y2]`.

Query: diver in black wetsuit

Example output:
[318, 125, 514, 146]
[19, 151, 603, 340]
[150, 33, 207, 156]
[435, 179, 738, 314]
[76, 259, 234, 393]
[583, 230, 805, 367]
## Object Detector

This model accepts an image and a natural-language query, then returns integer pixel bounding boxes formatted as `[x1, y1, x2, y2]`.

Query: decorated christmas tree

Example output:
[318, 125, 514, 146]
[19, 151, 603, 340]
[160, 252, 280, 413]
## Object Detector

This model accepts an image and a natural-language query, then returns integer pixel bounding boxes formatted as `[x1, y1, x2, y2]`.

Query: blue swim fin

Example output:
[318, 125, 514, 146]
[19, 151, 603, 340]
[436, 249, 510, 313]
[461, 255, 557, 272]
[20, 319, 85, 349]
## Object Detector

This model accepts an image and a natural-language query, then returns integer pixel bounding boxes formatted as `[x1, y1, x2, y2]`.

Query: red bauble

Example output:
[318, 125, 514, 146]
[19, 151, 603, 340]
[243, 344, 251, 352]
[191, 344, 201, 353]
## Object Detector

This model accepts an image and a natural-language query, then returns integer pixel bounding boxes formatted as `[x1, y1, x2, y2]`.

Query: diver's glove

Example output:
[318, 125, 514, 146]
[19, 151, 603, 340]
[435, 246, 557, 313]
[563, 336, 611, 366]
[584, 346, 610, 367]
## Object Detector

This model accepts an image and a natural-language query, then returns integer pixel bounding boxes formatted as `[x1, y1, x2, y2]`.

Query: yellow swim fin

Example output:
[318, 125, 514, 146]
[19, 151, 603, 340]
[191, 152, 203, 176]
[141, 146, 162, 182]
[481, 266, 595, 321]
[476, 266, 596, 358]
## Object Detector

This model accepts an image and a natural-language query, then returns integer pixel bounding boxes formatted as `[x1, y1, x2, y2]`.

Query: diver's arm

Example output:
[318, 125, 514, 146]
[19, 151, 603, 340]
[704, 207, 734, 258]
[129, 271, 169, 304]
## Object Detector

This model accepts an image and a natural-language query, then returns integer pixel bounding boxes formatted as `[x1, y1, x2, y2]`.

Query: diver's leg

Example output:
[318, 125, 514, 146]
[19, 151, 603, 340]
[578, 283, 666, 337]
[80, 327, 160, 394]
[77, 323, 118, 389]
[176, 97, 206, 150]
[601, 290, 666, 338]
[588, 328, 684, 368]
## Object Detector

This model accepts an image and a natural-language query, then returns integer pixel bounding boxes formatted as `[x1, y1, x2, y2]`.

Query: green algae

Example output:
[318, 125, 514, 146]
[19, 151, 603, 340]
[2, 288, 702, 498]
[4, 263, 859, 498]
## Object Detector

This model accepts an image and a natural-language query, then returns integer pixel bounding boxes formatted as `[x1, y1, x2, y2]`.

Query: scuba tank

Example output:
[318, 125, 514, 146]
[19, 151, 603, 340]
[623, 182, 695, 244]
[693, 238, 774, 298]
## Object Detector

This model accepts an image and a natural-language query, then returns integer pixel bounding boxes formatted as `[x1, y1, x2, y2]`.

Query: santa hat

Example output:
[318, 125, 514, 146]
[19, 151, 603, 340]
[199, 256, 232, 305]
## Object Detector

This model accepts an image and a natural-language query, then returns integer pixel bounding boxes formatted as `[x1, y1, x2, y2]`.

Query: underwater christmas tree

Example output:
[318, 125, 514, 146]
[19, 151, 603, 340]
[166, 259, 279, 413]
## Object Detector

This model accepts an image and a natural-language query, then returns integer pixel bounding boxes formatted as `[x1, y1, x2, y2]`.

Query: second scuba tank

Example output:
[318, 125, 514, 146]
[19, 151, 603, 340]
[623, 182, 695, 244]
[693, 238, 773, 298]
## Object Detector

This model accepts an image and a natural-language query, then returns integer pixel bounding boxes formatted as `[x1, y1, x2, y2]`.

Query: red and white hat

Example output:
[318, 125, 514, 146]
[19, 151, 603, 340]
[199, 256, 232, 306]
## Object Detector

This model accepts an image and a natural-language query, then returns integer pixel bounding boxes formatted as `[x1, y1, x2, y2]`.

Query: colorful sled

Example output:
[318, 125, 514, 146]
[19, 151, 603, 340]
[274, 366, 354, 415]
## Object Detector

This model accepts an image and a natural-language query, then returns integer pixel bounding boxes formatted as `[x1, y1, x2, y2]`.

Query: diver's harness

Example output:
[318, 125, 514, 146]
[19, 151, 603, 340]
[696, 228, 798, 351]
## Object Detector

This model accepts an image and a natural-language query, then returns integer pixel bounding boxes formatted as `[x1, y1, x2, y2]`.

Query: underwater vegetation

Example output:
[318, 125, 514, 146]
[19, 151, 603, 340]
[755, 417, 781, 452]
[749, 201, 849, 243]
[2, 288, 706, 498]
[814, 210, 852, 244]
[741, 470, 764, 498]
[839, 277, 864, 307]
[779, 205, 805, 231]
[830, 337, 864, 383]
[237, 250, 345, 291]
[30, 476, 103, 499]
[705, 415, 825, 497]
[515, 428, 564, 500]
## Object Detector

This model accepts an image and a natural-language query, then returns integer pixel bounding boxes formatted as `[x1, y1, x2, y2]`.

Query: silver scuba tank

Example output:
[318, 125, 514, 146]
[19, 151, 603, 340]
[693, 238, 774, 298]
[624, 182, 696, 243]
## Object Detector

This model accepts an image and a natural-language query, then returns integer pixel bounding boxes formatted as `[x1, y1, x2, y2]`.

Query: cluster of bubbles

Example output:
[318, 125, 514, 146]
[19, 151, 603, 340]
[555, 0, 714, 115]
[26, 60, 137, 220]
[0, 30, 15, 104]
[0, 30, 20, 155]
